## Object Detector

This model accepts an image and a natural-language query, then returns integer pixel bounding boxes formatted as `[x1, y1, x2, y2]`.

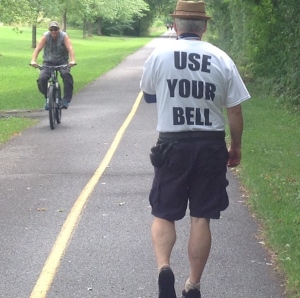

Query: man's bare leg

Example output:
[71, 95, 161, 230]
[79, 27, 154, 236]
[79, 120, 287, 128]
[151, 217, 176, 269]
[186, 217, 211, 290]
[151, 217, 177, 298]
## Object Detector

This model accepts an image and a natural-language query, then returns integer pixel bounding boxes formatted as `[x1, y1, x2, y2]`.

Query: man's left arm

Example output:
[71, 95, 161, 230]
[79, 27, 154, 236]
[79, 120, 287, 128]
[226, 104, 243, 167]
[140, 54, 157, 103]
[64, 35, 76, 65]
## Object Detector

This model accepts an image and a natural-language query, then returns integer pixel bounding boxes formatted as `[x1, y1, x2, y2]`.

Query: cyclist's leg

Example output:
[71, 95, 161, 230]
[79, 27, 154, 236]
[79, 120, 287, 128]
[37, 68, 51, 98]
[60, 67, 74, 104]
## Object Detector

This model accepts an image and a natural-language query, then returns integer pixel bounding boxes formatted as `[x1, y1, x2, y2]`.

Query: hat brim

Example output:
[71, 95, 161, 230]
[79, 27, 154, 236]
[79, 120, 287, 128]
[170, 13, 211, 20]
[49, 23, 59, 28]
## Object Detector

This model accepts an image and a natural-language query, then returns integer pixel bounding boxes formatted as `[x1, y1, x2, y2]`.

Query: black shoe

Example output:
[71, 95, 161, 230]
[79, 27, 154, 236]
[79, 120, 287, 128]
[182, 289, 201, 298]
[62, 99, 69, 109]
[158, 267, 177, 298]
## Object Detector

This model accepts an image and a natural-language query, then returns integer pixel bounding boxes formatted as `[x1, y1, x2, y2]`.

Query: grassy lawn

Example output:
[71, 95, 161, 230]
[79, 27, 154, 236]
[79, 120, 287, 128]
[1, 25, 300, 297]
[0, 117, 38, 143]
[238, 86, 300, 297]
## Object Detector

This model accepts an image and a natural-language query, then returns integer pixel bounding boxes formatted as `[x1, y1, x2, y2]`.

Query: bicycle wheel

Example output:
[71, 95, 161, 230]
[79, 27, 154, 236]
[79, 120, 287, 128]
[56, 107, 62, 124]
[55, 84, 62, 124]
[48, 85, 56, 129]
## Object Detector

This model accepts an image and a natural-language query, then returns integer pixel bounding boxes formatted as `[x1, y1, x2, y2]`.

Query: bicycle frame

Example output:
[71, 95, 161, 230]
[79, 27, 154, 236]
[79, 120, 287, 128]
[39, 65, 67, 129]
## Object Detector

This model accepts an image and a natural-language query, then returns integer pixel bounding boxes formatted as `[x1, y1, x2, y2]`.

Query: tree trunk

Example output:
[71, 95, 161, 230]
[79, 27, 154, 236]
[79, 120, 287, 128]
[97, 17, 102, 36]
[62, 11, 67, 32]
[31, 24, 37, 48]
[83, 19, 87, 39]
[88, 22, 93, 37]
[137, 19, 140, 36]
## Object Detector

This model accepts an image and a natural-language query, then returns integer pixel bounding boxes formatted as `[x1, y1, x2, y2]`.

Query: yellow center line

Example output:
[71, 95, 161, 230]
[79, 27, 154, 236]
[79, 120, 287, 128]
[30, 91, 144, 298]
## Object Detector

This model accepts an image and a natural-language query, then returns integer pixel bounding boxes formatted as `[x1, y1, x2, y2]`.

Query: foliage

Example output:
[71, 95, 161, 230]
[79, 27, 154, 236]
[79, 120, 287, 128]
[0, 0, 60, 25]
[0, 0, 179, 37]
[0, 0, 157, 37]
[206, 0, 300, 105]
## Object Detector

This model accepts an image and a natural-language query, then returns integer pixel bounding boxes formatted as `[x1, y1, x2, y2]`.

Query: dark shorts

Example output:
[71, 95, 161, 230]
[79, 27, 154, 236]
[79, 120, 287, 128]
[149, 133, 229, 221]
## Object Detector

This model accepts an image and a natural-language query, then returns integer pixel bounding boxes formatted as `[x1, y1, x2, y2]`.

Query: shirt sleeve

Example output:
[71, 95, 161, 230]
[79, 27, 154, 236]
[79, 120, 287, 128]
[140, 54, 156, 95]
[225, 64, 251, 108]
[143, 92, 157, 103]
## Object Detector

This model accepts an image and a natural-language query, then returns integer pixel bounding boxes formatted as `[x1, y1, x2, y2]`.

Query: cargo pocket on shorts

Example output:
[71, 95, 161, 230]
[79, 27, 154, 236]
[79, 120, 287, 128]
[198, 144, 228, 174]
[149, 140, 175, 168]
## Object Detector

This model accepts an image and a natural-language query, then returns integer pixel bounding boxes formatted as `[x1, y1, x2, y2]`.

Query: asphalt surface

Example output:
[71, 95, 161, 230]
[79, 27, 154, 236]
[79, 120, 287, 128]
[0, 32, 285, 298]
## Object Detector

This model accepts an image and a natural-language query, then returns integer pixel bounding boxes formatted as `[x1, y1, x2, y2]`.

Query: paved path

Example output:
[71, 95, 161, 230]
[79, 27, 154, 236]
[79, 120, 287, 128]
[0, 32, 285, 298]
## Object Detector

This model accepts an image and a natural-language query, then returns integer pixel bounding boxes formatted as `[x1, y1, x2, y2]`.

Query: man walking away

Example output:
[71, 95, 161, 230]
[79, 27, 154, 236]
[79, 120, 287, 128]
[140, 1, 250, 297]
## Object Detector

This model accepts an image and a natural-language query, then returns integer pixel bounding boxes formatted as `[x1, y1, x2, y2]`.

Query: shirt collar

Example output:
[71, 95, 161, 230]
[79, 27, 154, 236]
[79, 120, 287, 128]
[177, 33, 201, 40]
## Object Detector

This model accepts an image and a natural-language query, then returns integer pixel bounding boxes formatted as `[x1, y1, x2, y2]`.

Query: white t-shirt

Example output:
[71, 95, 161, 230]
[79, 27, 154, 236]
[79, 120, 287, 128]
[140, 39, 250, 132]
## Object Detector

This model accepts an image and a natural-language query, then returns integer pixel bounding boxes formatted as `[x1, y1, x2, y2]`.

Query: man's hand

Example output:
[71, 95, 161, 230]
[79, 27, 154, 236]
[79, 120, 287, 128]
[227, 147, 241, 167]
[30, 61, 38, 68]
[69, 61, 76, 67]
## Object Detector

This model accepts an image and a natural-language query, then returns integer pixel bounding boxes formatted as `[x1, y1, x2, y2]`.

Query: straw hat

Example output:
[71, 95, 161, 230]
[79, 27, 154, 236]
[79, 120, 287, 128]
[170, 1, 211, 20]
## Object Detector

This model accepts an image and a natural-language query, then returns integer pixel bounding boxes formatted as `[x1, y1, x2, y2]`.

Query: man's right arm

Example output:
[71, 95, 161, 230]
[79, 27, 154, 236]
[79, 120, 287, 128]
[143, 92, 157, 103]
[30, 35, 47, 67]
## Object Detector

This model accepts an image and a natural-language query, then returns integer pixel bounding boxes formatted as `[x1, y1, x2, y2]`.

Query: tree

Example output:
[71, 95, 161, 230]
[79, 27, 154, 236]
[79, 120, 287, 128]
[0, 0, 30, 23]
[83, 0, 149, 37]
[130, 0, 177, 36]
[206, 0, 300, 103]
[0, 0, 61, 47]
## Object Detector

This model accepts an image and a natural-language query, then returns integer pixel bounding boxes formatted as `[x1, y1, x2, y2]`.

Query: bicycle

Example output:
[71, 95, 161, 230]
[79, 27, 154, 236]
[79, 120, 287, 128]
[31, 64, 74, 129]
[39, 64, 69, 129]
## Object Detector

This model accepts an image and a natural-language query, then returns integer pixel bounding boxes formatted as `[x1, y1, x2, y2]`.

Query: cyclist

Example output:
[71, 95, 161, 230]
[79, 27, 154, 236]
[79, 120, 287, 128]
[30, 21, 76, 109]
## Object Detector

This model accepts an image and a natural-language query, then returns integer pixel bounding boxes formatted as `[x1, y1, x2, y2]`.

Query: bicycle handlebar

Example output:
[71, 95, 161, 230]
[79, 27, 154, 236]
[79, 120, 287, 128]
[29, 63, 77, 70]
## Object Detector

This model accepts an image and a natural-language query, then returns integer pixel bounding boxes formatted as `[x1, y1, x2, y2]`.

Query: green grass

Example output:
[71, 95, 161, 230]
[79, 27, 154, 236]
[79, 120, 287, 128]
[238, 85, 300, 297]
[0, 117, 38, 143]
